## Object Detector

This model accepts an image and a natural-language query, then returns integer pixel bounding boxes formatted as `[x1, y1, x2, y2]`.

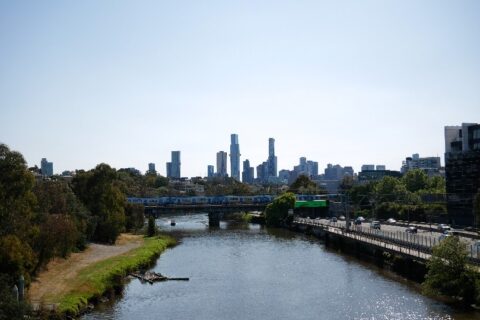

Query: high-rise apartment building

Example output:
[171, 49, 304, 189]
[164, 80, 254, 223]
[216, 151, 228, 177]
[40, 158, 53, 177]
[166, 151, 181, 178]
[445, 123, 480, 226]
[230, 134, 241, 180]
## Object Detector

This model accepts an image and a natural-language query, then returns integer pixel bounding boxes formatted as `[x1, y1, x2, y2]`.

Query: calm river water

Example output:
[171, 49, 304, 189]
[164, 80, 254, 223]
[83, 213, 480, 320]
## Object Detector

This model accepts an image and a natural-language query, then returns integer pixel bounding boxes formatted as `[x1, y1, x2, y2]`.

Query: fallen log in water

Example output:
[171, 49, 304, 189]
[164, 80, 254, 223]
[129, 271, 189, 284]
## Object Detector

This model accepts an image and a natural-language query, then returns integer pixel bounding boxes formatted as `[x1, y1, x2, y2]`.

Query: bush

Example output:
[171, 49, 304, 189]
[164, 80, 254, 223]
[265, 192, 295, 227]
[422, 236, 475, 304]
[147, 216, 157, 237]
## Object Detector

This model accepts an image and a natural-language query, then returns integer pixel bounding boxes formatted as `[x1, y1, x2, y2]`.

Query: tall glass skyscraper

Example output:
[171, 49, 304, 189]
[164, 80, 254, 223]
[216, 151, 228, 177]
[230, 134, 241, 180]
[267, 138, 277, 178]
[167, 151, 181, 178]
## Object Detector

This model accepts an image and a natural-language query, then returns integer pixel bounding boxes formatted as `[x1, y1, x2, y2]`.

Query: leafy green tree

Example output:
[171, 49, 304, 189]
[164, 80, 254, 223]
[265, 192, 296, 227]
[125, 203, 145, 232]
[374, 176, 403, 203]
[147, 215, 156, 237]
[348, 182, 375, 211]
[422, 236, 475, 303]
[403, 169, 428, 193]
[72, 164, 126, 244]
[426, 175, 446, 193]
[288, 175, 325, 195]
[0, 144, 37, 282]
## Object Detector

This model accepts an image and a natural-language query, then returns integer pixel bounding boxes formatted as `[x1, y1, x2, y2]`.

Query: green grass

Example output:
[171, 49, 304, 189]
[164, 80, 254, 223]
[57, 235, 176, 316]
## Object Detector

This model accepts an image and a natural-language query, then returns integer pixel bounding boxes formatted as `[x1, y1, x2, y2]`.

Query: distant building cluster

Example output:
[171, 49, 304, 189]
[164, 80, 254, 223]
[36, 121, 480, 228]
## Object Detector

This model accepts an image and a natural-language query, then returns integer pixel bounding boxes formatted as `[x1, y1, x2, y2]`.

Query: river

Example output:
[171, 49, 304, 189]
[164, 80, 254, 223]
[83, 213, 480, 320]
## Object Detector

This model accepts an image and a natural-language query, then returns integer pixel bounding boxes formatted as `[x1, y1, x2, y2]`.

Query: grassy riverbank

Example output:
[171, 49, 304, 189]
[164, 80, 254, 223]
[56, 235, 176, 316]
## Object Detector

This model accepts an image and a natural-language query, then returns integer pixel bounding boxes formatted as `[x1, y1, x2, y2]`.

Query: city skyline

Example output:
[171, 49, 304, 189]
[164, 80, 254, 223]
[1, 1, 479, 177]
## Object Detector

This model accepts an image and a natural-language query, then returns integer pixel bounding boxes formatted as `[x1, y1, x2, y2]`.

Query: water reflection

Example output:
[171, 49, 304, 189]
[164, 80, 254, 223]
[83, 213, 480, 320]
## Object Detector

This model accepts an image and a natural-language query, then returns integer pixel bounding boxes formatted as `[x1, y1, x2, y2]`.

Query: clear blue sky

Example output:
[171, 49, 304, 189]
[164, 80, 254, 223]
[1, 0, 479, 177]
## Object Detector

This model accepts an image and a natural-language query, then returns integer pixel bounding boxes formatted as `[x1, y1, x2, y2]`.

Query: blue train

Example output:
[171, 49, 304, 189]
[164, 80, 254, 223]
[127, 194, 334, 206]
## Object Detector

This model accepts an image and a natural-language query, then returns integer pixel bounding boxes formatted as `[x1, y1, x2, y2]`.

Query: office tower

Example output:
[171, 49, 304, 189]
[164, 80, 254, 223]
[216, 151, 228, 177]
[166, 151, 181, 178]
[207, 165, 214, 178]
[445, 123, 480, 226]
[267, 138, 277, 178]
[40, 158, 53, 177]
[242, 159, 254, 184]
[230, 134, 241, 180]
[148, 163, 156, 174]
[256, 162, 268, 183]
[166, 162, 172, 178]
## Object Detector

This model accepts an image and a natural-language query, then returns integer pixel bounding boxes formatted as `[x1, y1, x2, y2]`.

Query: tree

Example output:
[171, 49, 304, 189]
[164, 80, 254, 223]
[0, 273, 30, 320]
[374, 176, 403, 203]
[403, 169, 428, 193]
[265, 192, 296, 227]
[288, 175, 325, 195]
[125, 203, 145, 232]
[0, 144, 37, 283]
[147, 215, 156, 237]
[72, 164, 126, 244]
[422, 236, 475, 303]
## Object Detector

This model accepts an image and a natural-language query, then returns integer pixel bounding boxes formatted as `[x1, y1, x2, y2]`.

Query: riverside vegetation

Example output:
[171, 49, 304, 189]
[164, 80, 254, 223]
[0, 144, 172, 319]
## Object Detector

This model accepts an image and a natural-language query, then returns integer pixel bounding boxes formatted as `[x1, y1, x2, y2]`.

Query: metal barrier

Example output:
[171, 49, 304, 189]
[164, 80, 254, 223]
[294, 218, 480, 265]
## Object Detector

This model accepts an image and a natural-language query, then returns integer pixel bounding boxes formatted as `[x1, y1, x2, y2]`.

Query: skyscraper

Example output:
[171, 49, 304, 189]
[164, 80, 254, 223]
[242, 159, 254, 184]
[40, 158, 53, 177]
[148, 163, 156, 174]
[267, 138, 277, 178]
[230, 134, 241, 180]
[207, 165, 214, 178]
[166, 151, 181, 178]
[216, 151, 228, 177]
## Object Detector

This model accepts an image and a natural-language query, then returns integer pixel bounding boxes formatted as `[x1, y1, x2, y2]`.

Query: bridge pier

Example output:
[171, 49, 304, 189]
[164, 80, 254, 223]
[208, 212, 222, 227]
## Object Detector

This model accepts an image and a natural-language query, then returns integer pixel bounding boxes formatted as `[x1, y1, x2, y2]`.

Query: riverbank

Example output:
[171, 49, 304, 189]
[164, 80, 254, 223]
[28, 233, 176, 317]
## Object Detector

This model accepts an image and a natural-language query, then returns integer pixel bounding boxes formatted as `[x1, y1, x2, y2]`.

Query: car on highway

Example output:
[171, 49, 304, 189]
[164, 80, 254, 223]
[330, 217, 338, 222]
[354, 218, 362, 225]
[357, 216, 366, 222]
[387, 218, 396, 223]
[339, 215, 345, 220]
[370, 221, 381, 229]
[438, 224, 451, 232]
[405, 226, 417, 233]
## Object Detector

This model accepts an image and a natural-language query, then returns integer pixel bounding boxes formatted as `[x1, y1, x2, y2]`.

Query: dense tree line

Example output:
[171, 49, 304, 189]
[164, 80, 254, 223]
[0, 144, 146, 318]
[346, 169, 446, 222]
